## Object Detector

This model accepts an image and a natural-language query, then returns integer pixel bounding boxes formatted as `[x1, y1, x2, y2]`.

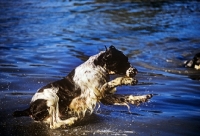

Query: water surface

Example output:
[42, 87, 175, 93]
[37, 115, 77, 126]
[0, 0, 200, 135]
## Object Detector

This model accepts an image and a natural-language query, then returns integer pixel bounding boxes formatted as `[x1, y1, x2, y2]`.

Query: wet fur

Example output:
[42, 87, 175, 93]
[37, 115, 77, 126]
[13, 46, 152, 129]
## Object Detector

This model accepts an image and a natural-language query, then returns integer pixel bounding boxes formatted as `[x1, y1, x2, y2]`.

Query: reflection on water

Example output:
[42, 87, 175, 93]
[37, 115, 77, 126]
[0, 0, 200, 135]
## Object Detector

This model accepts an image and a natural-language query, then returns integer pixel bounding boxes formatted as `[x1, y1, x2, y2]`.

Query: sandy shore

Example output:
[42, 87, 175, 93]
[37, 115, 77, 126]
[0, 93, 199, 136]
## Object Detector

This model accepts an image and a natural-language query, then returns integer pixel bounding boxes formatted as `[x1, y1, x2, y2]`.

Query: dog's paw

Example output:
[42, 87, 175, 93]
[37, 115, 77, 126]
[67, 117, 78, 126]
[127, 94, 153, 106]
[121, 77, 138, 85]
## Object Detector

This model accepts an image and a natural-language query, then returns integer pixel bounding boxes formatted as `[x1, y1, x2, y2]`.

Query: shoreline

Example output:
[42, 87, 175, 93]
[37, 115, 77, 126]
[0, 93, 199, 136]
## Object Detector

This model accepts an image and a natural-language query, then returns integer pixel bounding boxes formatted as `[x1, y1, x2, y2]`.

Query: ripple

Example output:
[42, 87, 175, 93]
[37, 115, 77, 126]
[141, 110, 163, 114]
[29, 64, 51, 67]
[0, 64, 18, 67]
[7, 92, 34, 96]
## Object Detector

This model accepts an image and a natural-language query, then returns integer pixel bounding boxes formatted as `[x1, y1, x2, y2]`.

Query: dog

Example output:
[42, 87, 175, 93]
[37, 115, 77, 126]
[184, 52, 200, 70]
[13, 46, 153, 129]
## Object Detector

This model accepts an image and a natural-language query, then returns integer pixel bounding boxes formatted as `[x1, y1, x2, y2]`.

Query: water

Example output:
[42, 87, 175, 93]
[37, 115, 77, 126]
[0, 0, 200, 135]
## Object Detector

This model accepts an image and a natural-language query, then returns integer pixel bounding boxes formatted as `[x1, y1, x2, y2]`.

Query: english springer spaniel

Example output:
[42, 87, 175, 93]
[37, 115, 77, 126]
[13, 46, 153, 129]
[184, 52, 200, 70]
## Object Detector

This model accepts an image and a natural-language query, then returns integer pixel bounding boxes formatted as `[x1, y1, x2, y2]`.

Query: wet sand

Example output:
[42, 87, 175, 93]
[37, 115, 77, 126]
[0, 92, 199, 136]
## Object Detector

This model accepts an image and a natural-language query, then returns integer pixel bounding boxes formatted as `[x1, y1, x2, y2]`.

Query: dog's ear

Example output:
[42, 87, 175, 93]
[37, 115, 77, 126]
[103, 52, 112, 62]
[103, 46, 114, 61]
[94, 46, 117, 66]
[103, 45, 118, 61]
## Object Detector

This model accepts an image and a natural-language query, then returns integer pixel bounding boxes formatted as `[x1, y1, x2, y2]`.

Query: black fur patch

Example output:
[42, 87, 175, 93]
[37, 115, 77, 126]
[29, 99, 49, 121]
[37, 69, 81, 119]
[95, 46, 132, 75]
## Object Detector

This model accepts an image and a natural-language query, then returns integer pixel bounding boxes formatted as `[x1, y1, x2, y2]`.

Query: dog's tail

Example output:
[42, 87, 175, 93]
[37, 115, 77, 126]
[13, 108, 30, 117]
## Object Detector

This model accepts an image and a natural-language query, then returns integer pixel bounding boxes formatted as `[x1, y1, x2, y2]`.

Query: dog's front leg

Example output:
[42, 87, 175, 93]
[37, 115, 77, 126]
[100, 77, 138, 95]
[101, 94, 153, 106]
[100, 94, 153, 112]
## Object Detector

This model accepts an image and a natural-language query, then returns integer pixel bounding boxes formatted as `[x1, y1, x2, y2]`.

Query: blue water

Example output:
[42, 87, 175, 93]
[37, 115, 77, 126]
[0, 0, 200, 135]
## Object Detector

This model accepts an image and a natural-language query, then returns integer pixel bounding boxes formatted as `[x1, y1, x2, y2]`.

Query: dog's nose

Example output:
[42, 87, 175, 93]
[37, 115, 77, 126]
[132, 67, 138, 76]
[133, 67, 138, 74]
[126, 66, 138, 77]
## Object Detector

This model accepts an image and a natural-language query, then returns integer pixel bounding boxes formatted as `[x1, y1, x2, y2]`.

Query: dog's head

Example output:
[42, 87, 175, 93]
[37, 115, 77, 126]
[96, 46, 137, 77]
[184, 52, 200, 70]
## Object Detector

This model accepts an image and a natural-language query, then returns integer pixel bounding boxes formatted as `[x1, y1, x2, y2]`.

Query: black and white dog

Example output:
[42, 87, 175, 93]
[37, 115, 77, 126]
[184, 52, 200, 70]
[13, 46, 152, 129]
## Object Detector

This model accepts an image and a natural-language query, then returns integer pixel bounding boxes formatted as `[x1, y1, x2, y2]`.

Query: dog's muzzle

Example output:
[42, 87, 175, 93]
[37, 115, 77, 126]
[126, 66, 138, 77]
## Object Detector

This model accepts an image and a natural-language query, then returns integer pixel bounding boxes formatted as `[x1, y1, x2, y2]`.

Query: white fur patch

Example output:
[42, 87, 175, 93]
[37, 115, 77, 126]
[73, 52, 109, 96]
[70, 52, 109, 116]
[31, 87, 59, 104]
[195, 64, 200, 70]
